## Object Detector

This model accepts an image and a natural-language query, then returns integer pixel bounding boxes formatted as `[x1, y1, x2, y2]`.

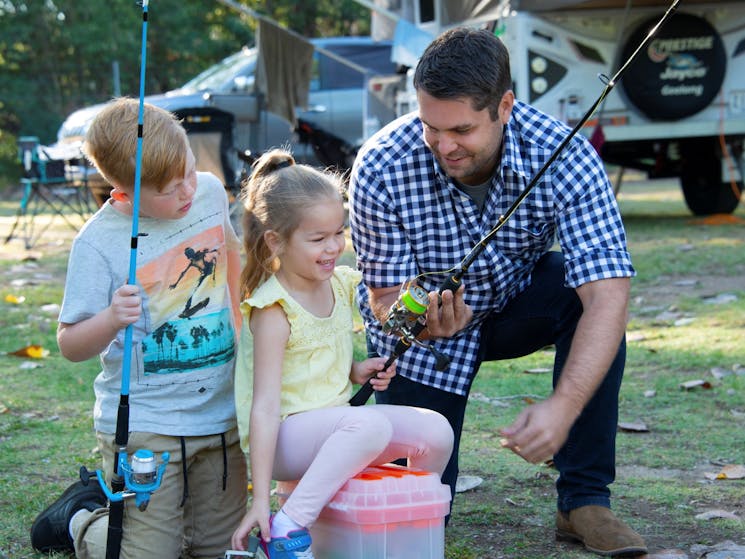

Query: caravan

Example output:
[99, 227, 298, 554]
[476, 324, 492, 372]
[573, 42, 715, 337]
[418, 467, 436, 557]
[364, 0, 745, 215]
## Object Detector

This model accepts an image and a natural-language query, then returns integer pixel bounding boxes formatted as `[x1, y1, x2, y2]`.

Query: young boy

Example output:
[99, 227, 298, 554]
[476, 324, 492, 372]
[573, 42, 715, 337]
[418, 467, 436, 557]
[30, 98, 247, 558]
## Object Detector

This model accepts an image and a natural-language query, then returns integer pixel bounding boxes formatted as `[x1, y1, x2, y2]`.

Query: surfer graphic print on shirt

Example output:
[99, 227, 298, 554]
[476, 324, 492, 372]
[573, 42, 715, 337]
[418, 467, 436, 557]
[137, 224, 235, 379]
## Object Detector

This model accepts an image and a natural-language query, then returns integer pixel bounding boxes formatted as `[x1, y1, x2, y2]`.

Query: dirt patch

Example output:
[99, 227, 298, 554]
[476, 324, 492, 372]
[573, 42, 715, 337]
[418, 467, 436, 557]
[448, 470, 744, 559]
[634, 275, 744, 306]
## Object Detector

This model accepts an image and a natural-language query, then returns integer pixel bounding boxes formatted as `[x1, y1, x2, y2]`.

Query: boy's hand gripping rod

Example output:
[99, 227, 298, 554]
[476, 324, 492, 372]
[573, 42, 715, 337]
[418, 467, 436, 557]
[76, 3, 168, 558]
[350, 0, 680, 407]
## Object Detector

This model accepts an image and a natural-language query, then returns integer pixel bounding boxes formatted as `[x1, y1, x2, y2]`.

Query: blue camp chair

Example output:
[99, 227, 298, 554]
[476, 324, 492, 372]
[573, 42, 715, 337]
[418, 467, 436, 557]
[5, 136, 94, 249]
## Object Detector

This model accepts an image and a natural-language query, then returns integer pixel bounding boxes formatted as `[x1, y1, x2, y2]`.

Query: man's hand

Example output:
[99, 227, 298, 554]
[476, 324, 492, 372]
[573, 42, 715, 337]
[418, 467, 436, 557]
[498, 394, 581, 464]
[424, 285, 473, 338]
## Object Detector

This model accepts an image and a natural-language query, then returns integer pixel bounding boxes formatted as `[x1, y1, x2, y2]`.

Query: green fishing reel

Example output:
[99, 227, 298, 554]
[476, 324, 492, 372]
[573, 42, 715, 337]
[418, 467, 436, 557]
[382, 283, 429, 338]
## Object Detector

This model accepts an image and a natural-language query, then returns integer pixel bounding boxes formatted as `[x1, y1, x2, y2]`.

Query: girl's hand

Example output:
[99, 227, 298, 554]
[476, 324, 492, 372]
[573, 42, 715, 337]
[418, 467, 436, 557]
[109, 284, 141, 330]
[351, 357, 396, 391]
[231, 501, 272, 549]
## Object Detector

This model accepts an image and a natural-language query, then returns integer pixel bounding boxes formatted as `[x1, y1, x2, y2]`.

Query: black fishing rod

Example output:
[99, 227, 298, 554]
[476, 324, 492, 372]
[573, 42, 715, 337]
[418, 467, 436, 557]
[351, 0, 681, 406]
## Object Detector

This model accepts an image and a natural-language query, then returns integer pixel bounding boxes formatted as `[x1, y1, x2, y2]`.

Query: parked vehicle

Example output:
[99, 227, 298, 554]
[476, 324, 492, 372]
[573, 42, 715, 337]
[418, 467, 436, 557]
[57, 36, 397, 191]
[364, 0, 744, 215]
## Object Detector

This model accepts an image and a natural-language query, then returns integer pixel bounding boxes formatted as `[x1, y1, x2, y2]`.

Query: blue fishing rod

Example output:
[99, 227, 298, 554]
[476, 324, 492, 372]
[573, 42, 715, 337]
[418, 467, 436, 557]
[79, 2, 168, 558]
[351, 0, 681, 406]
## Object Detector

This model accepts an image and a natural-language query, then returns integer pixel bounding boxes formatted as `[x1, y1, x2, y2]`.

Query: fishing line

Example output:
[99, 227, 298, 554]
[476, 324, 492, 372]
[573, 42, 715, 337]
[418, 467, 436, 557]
[350, 0, 681, 406]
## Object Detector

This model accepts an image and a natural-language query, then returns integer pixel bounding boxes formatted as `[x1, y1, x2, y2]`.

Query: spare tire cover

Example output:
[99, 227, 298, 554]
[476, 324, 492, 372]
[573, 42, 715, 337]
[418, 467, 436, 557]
[620, 12, 726, 120]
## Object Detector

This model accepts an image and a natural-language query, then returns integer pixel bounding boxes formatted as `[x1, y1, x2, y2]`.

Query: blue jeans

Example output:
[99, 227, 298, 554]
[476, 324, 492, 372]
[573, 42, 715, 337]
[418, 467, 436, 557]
[374, 251, 625, 512]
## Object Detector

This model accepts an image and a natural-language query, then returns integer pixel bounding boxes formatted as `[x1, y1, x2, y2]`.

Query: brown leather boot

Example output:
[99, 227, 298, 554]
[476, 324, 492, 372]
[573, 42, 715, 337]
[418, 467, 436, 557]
[556, 505, 647, 557]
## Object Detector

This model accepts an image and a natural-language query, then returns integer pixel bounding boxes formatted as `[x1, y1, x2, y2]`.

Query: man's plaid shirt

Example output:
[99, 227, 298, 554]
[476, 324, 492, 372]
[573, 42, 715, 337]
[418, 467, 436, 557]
[349, 101, 635, 396]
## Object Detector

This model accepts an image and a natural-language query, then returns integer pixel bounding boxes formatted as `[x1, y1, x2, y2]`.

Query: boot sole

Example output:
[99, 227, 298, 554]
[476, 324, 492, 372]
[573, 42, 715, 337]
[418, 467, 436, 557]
[556, 529, 648, 557]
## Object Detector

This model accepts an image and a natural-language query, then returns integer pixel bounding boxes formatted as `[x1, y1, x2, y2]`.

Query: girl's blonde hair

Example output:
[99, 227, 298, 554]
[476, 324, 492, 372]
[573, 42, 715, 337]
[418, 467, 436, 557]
[239, 149, 344, 297]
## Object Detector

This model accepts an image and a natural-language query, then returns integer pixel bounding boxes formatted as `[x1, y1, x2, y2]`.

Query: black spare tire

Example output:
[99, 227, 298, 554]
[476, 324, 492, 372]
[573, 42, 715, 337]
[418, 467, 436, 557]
[620, 12, 726, 121]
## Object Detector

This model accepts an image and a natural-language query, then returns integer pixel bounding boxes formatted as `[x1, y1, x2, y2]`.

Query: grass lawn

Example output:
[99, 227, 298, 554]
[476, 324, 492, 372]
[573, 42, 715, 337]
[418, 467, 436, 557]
[0, 174, 743, 558]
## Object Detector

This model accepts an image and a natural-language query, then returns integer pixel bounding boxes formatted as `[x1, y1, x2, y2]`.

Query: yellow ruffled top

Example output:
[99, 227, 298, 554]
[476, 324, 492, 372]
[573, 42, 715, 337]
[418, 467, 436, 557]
[234, 266, 361, 453]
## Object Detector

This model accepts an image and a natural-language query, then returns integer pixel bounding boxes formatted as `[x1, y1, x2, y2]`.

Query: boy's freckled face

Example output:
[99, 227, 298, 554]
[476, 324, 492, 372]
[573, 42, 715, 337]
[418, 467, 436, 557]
[138, 149, 198, 220]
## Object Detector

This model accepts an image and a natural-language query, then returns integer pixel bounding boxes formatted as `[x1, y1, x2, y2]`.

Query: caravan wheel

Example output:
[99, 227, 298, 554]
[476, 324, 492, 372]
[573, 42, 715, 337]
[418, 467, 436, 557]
[679, 137, 742, 215]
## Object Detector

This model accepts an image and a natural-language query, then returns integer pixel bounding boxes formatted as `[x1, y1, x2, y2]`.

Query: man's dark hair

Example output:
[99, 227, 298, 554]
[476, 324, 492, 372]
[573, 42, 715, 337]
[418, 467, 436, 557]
[413, 27, 512, 121]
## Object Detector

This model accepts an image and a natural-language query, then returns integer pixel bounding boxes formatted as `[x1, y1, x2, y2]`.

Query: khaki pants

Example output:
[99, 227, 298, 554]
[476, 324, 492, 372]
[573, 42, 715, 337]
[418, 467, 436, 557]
[72, 429, 247, 559]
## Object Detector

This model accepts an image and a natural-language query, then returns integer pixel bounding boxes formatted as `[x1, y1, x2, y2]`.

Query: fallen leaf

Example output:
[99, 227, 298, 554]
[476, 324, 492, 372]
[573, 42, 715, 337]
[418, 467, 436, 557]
[618, 421, 649, 432]
[644, 390, 657, 398]
[627, 332, 646, 342]
[680, 379, 712, 390]
[4, 294, 26, 304]
[691, 540, 745, 558]
[695, 509, 740, 520]
[19, 361, 42, 370]
[717, 464, 745, 480]
[643, 550, 688, 559]
[703, 550, 745, 559]
[655, 310, 683, 321]
[6, 344, 50, 359]
[702, 293, 738, 305]
[710, 367, 732, 379]
[455, 475, 483, 493]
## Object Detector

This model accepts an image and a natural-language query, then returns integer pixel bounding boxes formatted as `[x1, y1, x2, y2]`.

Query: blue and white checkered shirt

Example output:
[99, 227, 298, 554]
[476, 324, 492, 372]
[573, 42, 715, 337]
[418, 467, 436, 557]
[349, 101, 635, 396]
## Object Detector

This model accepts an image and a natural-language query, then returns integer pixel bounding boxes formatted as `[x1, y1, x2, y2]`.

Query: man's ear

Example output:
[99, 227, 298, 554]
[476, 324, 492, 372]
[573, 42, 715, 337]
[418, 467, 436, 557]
[498, 90, 515, 125]
[110, 188, 130, 203]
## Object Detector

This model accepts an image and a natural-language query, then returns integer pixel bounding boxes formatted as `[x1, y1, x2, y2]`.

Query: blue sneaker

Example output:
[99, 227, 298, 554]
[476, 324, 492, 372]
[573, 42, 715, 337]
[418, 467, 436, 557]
[261, 528, 314, 559]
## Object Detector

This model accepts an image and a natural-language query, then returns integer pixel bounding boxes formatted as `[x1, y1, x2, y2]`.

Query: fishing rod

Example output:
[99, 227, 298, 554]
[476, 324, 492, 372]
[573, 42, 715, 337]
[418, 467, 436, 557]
[351, 0, 681, 407]
[78, 3, 168, 558]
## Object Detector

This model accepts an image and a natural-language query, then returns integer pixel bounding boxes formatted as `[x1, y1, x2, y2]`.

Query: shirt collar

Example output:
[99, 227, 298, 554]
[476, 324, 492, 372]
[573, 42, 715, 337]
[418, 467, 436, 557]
[501, 105, 531, 181]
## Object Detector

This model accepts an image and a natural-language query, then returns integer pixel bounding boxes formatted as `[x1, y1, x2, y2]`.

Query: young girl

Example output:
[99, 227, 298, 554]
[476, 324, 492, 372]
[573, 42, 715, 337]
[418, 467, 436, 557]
[230, 149, 454, 558]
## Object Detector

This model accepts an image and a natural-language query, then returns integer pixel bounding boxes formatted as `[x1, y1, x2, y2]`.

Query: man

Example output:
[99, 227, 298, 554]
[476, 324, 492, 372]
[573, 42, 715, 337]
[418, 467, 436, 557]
[348, 27, 645, 557]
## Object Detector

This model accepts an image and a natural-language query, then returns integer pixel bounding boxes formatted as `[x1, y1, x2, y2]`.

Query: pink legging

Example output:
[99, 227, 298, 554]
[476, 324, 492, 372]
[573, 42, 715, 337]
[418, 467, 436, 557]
[272, 404, 454, 528]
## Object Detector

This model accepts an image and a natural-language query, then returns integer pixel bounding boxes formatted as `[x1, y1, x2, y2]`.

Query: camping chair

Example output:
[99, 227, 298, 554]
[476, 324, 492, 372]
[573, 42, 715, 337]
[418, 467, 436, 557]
[5, 136, 94, 249]
[295, 119, 358, 175]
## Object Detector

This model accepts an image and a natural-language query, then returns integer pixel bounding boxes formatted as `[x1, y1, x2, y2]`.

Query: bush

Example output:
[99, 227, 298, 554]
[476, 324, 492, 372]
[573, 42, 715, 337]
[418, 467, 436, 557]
[0, 129, 21, 193]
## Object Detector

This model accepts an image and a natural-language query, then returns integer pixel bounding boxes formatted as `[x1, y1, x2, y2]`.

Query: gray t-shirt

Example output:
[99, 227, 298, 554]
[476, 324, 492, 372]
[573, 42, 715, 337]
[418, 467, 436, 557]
[60, 172, 241, 436]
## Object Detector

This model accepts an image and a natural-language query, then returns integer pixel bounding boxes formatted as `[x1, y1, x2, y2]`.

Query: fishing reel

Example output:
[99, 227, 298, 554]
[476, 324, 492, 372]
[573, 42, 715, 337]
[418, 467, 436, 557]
[224, 536, 261, 558]
[382, 282, 428, 337]
[81, 449, 170, 511]
[383, 282, 450, 371]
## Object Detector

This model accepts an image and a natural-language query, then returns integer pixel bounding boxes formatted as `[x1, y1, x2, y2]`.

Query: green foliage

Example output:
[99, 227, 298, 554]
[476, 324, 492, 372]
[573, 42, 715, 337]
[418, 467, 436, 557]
[0, 1, 254, 143]
[0, 129, 21, 188]
[0, 0, 370, 185]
